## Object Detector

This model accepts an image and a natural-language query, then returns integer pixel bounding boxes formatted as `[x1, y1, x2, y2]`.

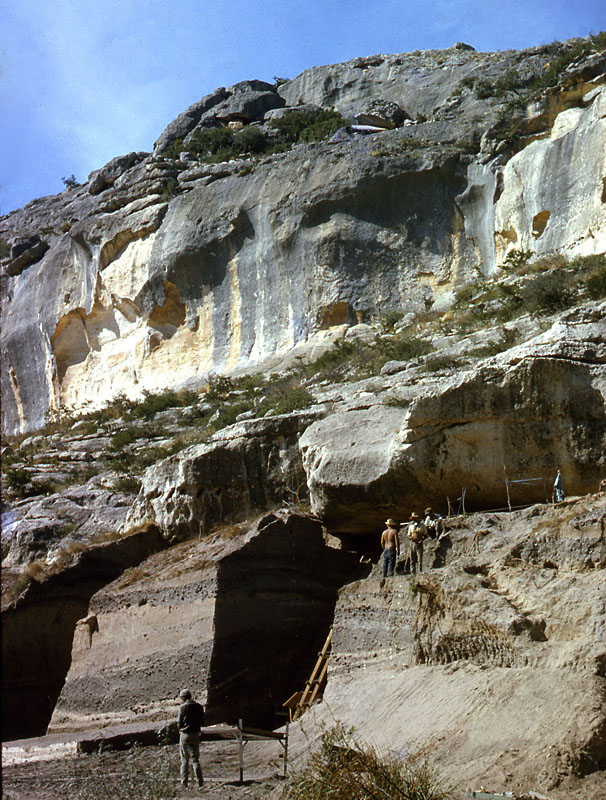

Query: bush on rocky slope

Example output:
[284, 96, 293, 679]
[285, 722, 452, 800]
[162, 108, 349, 162]
[453, 252, 606, 330]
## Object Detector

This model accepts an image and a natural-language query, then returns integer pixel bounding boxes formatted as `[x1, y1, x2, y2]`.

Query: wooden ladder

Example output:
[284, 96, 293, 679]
[283, 627, 333, 721]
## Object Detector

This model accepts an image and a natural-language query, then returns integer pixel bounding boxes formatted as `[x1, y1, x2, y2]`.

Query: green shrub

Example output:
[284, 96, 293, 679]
[519, 271, 577, 314]
[233, 125, 267, 153]
[454, 284, 478, 307]
[299, 110, 348, 142]
[586, 266, 606, 299]
[109, 427, 146, 451]
[3, 468, 54, 498]
[188, 126, 234, 156]
[474, 80, 496, 99]
[159, 178, 179, 200]
[269, 386, 314, 415]
[381, 310, 404, 331]
[122, 388, 198, 420]
[424, 355, 462, 372]
[162, 138, 185, 159]
[571, 252, 606, 272]
[469, 327, 520, 358]
[383, 395, 409, 408]
[304, 339, 364, 381]
[589, 31, 606, 50]
[4, 467, 30, 492]
[531, 40, 589, 91]
[270, 109, 347, 143]
[381, 334, 433, 362]
[284, 722, 452, 800]
[503, 248, 533, 270]
[113, 475, 142, 494]
[205, 374, 235, 401]
[473, 70, 525, 100]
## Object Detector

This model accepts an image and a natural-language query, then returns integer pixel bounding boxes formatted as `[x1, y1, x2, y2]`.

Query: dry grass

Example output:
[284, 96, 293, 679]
[285, 722, 453, 800]
[64, 746, 178, 800]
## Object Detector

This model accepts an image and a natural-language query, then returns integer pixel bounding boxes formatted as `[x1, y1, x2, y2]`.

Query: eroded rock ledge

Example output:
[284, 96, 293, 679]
[126, 305, 606, 538]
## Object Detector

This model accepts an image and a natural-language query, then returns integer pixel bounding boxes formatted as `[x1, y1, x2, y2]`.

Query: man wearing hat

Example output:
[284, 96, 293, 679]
[404, 513, 427, 573]
[424, 507, 443, 538]
[177, 689, 206, 789]
[381, 519, 400, 578]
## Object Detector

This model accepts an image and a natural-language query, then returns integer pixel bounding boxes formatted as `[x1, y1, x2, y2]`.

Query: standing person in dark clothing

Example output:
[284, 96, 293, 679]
[177, 689, 205, 789]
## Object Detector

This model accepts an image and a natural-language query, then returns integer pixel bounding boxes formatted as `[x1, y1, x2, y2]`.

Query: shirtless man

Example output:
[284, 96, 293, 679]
[381, 519, 400, 578]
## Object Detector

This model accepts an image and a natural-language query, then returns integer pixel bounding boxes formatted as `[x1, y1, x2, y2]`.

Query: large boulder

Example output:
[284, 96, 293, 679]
[153, 87, 230, 154]
[126, 410, 322, 540]
[354, 99, 408, 128]
[1, 482, 133, 567]
[87, 152, 148, 195]
[5, 235, 49, 277]
[154, 81, 283, 154]
[184, 80, 284, 135]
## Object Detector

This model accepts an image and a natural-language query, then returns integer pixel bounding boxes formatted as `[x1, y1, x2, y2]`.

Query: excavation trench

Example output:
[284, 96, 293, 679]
[4, 512, 365, 741]
[205, 512, 365, 728]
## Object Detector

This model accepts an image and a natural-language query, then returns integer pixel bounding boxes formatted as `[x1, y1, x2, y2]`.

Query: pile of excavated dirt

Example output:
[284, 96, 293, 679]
[291, 494, 606, 800]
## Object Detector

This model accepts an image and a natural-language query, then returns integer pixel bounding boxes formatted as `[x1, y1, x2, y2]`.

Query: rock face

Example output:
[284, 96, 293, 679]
[125, 410, 320, 540]
[48, 512, 362, 734]
[127, 303, 606, 538]
[1, 482, 133, 567]
[301, 303, 606, 533]
[1, 44, 604, 438]
[308, 494, 606, 796]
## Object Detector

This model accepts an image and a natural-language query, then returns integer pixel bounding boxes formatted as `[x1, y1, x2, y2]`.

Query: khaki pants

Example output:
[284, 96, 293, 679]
[409, 541, 423, 573]
[180, 732, 203, 787]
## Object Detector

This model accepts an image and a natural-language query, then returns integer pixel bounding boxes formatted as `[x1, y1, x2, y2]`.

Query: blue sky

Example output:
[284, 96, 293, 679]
[1, 0, 604, 215]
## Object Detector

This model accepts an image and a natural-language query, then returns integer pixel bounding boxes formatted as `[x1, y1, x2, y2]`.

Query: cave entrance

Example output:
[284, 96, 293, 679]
[336, 531, 382, 564]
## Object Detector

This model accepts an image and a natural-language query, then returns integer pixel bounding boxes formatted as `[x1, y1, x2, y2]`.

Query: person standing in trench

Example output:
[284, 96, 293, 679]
[177, 688, 206, 789]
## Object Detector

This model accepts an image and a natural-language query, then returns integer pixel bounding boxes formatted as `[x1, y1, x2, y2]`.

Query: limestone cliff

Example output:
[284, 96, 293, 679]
[1, 41, 604, 437]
